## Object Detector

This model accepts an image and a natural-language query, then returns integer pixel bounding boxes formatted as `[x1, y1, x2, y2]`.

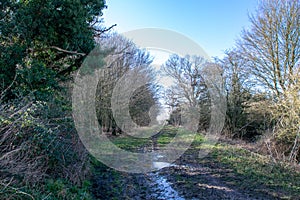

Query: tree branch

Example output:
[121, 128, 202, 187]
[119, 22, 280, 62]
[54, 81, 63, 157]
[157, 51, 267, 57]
[50, 46, 86, 56]
[94, 24, 117, 37]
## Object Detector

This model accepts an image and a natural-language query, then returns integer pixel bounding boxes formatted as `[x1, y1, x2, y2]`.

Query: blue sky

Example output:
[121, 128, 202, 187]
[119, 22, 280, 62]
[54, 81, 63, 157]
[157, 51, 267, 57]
[103, 0, 259, 59]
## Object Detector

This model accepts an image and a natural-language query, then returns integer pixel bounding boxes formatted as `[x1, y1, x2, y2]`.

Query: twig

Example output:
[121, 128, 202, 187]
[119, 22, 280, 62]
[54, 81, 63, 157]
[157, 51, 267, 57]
[0, 181, 35, 200]
[50, 46, 86, 56]
[16, 190, 35, 200]
[265, 140, 276, 163]
[0, 73, 18, 102]
[289, 127, 300, 162]
[0, 177, 13, 191]
[0, 148, 21, 161]
[94, 24, 117, 37]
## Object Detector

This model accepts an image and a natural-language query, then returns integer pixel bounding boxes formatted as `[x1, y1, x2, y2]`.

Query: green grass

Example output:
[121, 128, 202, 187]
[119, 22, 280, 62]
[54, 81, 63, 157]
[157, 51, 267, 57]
[156, 126, 177, 145]
[105, 126, 206, 160]
[156, 126, 204, 148]
[92, 126, 300, 199]
[0, 179, 93, 200]
[198, 142, 300, 199]
[110, 125, 203, 151]
[111, 135, 152, 151]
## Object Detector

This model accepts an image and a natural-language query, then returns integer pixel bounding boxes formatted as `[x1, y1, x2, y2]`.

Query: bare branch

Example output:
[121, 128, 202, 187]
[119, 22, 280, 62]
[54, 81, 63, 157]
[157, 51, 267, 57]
[94, 24, 117, 37]
[0, 73, 17, 102]
[50, 46, 86, 56]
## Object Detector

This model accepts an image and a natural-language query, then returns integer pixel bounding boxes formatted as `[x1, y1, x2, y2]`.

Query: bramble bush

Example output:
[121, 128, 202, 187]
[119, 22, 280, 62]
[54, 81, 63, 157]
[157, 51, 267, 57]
[0, 90, 91, 198]
[268, 71, 300, 163]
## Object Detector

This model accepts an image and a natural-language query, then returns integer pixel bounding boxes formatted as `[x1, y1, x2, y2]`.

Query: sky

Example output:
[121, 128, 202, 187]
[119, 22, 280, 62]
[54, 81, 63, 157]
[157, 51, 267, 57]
[102, 0, 259, 59]
[102, 0, 260, 122]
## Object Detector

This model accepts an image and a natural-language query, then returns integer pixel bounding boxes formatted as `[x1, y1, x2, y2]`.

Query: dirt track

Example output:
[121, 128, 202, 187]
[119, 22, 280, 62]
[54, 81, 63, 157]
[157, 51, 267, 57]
[91, 142, 279, 200]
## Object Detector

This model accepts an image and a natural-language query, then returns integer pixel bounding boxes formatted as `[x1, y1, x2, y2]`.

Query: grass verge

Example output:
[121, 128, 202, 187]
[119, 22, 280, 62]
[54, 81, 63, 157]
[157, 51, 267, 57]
[198, 142, 300, 199]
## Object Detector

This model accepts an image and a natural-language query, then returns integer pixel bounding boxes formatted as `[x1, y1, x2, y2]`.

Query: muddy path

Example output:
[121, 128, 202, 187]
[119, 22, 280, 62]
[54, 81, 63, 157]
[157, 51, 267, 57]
[91, 131, 280, 199]
[157, 149, 278, 200]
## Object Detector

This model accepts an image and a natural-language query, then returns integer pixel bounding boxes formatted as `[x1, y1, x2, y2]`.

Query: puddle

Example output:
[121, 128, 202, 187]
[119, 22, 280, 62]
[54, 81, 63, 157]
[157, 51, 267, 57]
[152, 161, 175, 169]
[156, 154, 164, 158]
[148, 172, 185, 200]
[152, 153, 176, 170]
[93, 148, 186, 199]
[148, 153, 184, 199]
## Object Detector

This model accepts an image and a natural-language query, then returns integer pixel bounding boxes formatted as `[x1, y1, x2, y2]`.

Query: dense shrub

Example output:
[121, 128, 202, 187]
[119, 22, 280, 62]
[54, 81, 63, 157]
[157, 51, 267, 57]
[0, 91, 90, 198]
[267, 72, 300, 162]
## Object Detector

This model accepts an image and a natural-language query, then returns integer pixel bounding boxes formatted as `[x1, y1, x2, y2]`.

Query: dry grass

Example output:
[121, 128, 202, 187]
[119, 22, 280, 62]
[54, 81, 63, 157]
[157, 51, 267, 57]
[0, 95, 91, 198]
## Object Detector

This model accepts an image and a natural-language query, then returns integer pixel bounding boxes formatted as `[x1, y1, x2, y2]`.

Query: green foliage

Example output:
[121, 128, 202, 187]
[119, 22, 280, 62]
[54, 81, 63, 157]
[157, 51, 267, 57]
[0, 0, 106, 100]
[15, 61, 58, 99]
[0, 0, 107, 199]
[220, 0, 299, 147]
[0, 178, 93, 200]
[0, 92, 91, 198]
[15, 0, 103, 51]
[129, 83, 158, 126]
[43, 179, 93, 200]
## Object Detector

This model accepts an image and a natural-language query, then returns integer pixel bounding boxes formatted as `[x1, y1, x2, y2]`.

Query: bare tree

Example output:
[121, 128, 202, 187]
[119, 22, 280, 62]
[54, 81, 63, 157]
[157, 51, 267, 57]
[239, 0, 300, 97]
[96, 33, 159, 134]
[162, 54, 211, 131]
[162, 55, 209, 107]
[237, 0, 300, 160]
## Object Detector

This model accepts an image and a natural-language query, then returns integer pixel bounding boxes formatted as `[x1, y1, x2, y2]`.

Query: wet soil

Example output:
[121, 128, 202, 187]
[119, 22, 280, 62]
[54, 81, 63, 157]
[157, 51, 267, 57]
[91, 132, 282, 199]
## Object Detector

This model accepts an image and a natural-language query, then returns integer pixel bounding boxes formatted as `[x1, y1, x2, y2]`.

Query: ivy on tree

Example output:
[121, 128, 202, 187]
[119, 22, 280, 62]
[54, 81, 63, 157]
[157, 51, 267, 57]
[0, 0, 107, 99]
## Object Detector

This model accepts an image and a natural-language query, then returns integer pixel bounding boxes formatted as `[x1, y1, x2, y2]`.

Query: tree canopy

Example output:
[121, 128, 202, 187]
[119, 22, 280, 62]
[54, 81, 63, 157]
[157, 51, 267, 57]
[239, 0, 299, 97]
[0, 0, 106, 99]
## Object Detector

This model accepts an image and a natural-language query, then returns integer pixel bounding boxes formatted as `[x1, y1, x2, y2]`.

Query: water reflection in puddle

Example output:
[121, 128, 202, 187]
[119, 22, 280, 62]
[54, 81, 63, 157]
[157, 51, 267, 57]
[152, 153, 176, 170]
[149, 154, 184, 199]
[148, 172, 185, 200]
[152, 161, 175, 169]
